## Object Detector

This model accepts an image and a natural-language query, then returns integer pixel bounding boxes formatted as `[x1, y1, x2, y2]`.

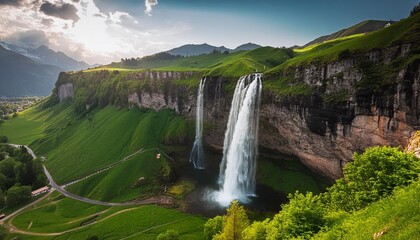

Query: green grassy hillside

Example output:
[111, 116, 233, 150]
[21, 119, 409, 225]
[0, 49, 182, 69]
[313, 179, 420, 239]
[270, 12, 420, 71]
[95, 46, 292, 78]
[303, 20, 393, 47]
[1, 103, 193, 202]
[5, 192, 206, 240]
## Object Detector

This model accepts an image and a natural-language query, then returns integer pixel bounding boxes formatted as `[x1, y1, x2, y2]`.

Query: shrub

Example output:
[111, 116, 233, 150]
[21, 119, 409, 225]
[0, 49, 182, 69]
[267, 192, 326, 239]
[326, 146, 419, 211]
[0, 136, 8, 143]
[156, 229, 179, 240]
[204, 215, 225, 240]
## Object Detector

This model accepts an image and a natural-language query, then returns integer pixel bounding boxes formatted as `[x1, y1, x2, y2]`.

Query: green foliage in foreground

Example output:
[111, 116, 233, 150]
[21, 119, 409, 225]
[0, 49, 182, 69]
[313, 180, 420, 240]
[214, 201, 250, 240]
[325, 146, 419, 212]
[205, 146, 420, 240]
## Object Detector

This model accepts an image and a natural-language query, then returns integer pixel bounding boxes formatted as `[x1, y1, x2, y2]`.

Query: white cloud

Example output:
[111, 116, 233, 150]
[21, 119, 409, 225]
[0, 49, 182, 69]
[0, 0, 188, 64]
[144, 0, 157, 16]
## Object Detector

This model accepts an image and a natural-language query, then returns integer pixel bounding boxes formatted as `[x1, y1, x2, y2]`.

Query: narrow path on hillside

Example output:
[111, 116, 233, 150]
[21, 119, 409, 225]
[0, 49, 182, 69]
[5, 208, 140, 237]
[8, 144, 172, 207]
[119, 217, 188, 240]
[43, 165, 159, 206]
[62, 148, 148, 188]
[0, 190, 53, 224]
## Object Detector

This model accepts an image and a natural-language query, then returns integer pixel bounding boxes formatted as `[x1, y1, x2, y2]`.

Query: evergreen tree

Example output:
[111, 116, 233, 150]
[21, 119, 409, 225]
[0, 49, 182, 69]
[215, 200, 250, 240]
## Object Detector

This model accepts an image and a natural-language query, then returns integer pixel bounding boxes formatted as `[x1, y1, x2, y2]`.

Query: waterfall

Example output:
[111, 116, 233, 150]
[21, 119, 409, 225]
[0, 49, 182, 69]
[190, 78, 206, 169]
[217, 74, 262, 206]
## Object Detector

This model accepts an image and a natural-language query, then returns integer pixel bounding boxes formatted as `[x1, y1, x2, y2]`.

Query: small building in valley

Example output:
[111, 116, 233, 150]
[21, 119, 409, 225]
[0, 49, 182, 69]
[31, 186, 49, 197]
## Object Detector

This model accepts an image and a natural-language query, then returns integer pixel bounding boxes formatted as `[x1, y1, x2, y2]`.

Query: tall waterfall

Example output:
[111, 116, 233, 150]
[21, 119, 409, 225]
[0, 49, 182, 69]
[217, 74, 262, 206]
[190, 78, 206, 169]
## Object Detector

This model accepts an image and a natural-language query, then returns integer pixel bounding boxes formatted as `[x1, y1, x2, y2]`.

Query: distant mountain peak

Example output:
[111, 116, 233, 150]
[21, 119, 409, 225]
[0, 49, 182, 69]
[0, 41, 90, 71]
[166, 42, 261, 57]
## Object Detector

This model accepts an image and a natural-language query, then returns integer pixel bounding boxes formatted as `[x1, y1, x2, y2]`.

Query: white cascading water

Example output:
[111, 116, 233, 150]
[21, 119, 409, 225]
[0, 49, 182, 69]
[216, 74, 262, 206]
[190, 78, 206, 169]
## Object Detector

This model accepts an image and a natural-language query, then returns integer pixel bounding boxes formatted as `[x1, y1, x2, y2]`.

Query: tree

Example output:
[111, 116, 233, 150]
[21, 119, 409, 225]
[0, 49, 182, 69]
[242, 219, 270, 240]
[0, 189, 5, 208]
[0, 136, 8, 143]
[410, 2, 420, 16]
[204, 215, 225, 240]
[215, 200, 250, 240]
[267, 192, 325, 239]
[6, 185, 31, 206]
[326, 146, 420, 211]
[156, 229, 179, 240]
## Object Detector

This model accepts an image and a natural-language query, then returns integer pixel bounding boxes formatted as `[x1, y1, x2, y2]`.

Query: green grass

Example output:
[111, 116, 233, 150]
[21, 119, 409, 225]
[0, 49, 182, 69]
[269, 12, 420, 72]
[0, 103, 193, 203]
[101, 47, 292, 79]
[167, 178, 196, 198]
[313, 180, 420, 240]
[12, 192, 108, 233]
[66, 150, 166, 202]
[8, 193, 206, 240]
[84, 67, 143, 72]
[53, 205, 206, 240]
[293, 33, 365, 53]
[35, 107, 190, 185]
[0, 107, 49, 145]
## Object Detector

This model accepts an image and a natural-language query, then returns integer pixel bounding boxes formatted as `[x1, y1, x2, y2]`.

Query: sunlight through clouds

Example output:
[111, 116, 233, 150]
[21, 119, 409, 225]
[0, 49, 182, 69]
[0, 0, 175, 64]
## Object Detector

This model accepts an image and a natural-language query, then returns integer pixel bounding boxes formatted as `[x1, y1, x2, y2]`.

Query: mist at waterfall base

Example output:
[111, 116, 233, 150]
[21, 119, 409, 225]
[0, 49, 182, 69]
[190, 78, 206, 169]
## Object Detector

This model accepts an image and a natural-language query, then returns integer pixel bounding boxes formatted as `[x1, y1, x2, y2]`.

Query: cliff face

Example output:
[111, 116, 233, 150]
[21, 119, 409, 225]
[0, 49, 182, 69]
[256, 44, 420, 179]
[58, 83, 74, 101]
[54, 45, 419, 180]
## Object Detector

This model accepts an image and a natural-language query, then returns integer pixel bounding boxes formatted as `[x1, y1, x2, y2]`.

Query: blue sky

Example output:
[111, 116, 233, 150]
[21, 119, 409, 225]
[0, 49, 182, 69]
[0, 0, 417, 64]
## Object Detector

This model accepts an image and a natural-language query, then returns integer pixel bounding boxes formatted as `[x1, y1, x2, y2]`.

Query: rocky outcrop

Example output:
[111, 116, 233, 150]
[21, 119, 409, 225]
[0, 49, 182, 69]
[58, 83, 74, 101]
[125, 71, 197, 115]
[406, 131, 420, 158]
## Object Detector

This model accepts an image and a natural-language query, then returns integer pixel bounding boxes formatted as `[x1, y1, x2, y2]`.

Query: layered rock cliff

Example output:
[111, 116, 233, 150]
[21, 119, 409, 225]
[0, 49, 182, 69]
[53, 43, 419, 180]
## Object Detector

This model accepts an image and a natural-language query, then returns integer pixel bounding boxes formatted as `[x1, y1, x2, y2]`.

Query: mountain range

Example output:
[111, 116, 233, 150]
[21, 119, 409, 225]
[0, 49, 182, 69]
[0, 41, 90, 71]
[0, 45, 63, 97]
[0, 42, 94, 97]
[166, 42, 261, 56]
[0, 19, 396, 97]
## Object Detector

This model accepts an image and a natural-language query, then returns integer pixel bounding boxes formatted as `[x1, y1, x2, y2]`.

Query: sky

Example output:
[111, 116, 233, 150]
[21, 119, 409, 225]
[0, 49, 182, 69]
[0, 0, 417, 64]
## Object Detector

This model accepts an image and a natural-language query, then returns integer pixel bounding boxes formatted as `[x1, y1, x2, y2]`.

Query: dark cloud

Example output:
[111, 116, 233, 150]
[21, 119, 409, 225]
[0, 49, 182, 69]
[5, 30, 49, 47]
[71, 0, 79, 2]
[0, 0, 25, 6]
[93, 13, 105, 18]
[40, 1, 79, 23]
[41, 18, 54, 26]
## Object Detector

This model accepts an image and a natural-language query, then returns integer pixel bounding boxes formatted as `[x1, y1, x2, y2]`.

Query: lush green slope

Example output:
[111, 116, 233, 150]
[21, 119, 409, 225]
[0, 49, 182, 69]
[313, 180, 420, 240]
[303, 20, 393, 47]
[97, 46, 292, 78]
[0, 102, 193, 202]
[7, 192, 206, 240]
[269, 12, 420, 71]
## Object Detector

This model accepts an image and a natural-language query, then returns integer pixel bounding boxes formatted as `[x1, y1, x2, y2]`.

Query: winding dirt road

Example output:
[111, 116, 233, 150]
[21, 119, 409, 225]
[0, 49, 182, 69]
[8, 144, 171, 207]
